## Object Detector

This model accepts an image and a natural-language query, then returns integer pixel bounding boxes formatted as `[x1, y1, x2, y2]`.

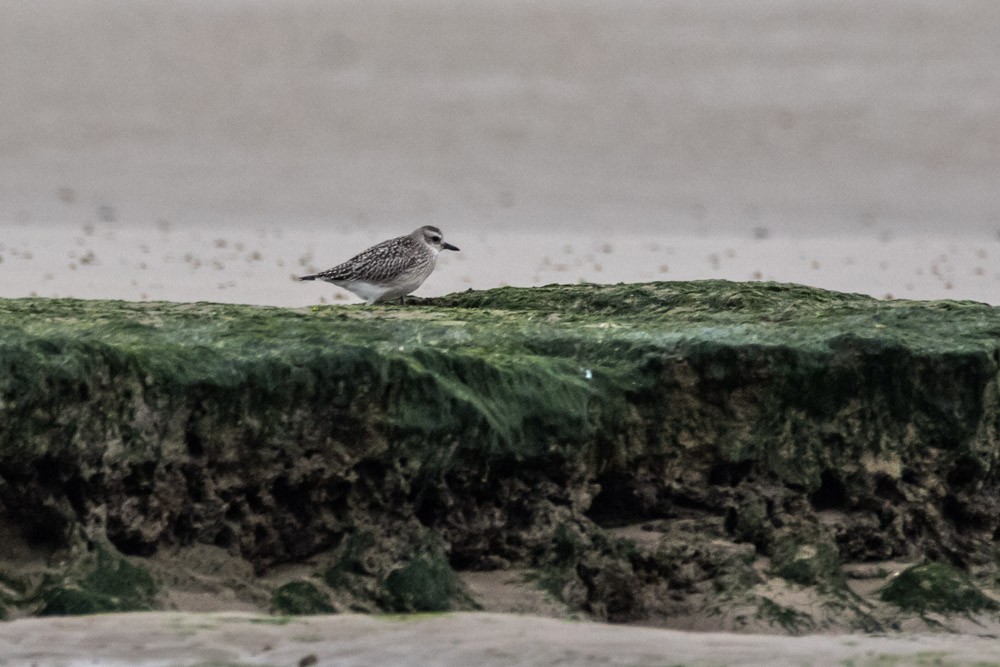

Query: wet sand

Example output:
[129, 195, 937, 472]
[1, 611, 998, 667]
[4, 0, 1000, 303]
[2, 222, 999, 306]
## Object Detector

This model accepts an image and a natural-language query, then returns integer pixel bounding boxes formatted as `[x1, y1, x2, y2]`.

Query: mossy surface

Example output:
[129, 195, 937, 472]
[771, 540, 846, 591]
[2, 282, 997, 480]
[0, 282, 999, 626]
[880, 562, 999, 614]
[36, 550, 158, 616]
[382, 551, 461, 613]
[271, 581, 335, 616]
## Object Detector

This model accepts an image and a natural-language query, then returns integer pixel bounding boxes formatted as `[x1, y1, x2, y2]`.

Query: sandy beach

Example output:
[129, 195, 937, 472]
[1, 611, 999, 667]
[3, 222, 1000, 307]
[4, 0, 1000, 306]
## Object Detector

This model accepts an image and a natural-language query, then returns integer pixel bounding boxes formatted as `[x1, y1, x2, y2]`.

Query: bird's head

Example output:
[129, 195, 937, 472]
[416, 225, 459, 252]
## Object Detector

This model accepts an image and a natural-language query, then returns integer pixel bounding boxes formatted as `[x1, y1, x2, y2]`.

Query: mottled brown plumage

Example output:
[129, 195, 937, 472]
[298, 226, 459, 304]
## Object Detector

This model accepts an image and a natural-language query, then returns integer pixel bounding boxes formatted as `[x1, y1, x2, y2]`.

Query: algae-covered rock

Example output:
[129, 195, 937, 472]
[0, 281, 999, 628]
[880, 562, 998, 614]
[271, 581, 335, 615]
[321, 528, 472, 613]
[770, 539, 846, 591]
[383, 552, 461, 613]
[36, 549, 158, 616]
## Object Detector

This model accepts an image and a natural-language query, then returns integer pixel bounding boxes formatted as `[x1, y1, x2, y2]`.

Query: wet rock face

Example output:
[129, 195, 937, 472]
[0, 281, 999, 627]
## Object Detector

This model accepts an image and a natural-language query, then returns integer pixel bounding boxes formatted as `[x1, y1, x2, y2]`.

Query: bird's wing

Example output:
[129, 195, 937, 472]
[312, 236, 422, 284]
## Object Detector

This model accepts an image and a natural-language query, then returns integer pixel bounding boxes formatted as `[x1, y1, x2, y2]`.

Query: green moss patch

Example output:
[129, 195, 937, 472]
[37, 550, 158, 616]
[879, 562, 998, 614]
[382, 551, 461, 613]
[271, 581, 335, 616]
[771, 540, 846, 591]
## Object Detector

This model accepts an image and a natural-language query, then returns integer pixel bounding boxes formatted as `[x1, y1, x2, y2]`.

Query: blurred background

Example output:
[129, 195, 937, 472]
[2, 0, 1000, 305]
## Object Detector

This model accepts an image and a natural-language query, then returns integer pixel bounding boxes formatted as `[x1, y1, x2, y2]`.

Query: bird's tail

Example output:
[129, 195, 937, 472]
[297, 274, 317, 282]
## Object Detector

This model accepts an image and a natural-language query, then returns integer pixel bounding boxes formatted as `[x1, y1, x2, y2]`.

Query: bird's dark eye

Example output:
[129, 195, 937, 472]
[431, 236, 441, 242]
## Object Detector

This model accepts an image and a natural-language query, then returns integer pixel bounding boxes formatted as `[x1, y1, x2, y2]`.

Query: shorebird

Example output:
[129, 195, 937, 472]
[298, 226, 459, 305]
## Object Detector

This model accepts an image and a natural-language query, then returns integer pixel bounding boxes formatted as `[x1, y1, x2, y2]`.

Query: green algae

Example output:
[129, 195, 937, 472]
[0, 281, 989, 489]
[36, 549, 158, 616]
[771, 540, 846, 591]
[382, 551, 461, 613]
[271, 581, 336, 615]
[2, 282, 1000, 624]
[320, 530, 473, 614]
[879, 562, 998, 614]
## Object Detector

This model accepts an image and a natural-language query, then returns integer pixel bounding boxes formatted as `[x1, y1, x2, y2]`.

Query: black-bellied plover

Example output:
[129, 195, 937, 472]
[298, 226, 460, 305]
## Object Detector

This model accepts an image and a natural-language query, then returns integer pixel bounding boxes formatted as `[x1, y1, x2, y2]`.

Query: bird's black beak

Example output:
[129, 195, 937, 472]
[442, 242, 460, 251]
